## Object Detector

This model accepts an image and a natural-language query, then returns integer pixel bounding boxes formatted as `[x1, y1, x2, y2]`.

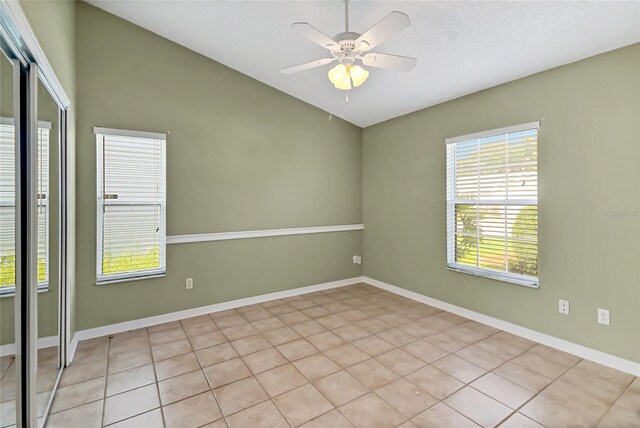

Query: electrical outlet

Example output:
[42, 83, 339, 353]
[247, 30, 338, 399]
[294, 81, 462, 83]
[598, 309, 610, 325]
[558, 299, 569, 315]
[357, 256, 362, 264]
[185, 278, 193, 290]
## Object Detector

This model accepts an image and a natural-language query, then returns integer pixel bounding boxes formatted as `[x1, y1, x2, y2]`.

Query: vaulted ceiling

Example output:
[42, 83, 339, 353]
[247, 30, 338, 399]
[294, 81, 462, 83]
[89, 1, 640, 127]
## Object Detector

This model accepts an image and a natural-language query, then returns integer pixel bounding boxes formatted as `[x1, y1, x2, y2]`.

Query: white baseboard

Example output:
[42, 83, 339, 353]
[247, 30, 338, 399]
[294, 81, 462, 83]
[69, 276, 365, 362]
[0, 335, 59, 357]
[67, 274, 639, 376]
[364, 276, 640, 377]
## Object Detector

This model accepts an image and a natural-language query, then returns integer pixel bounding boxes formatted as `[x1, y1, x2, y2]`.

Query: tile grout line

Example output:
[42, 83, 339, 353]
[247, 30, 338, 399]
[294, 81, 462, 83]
[54, 292, 502, 425]
[100, 335, 112, 427]
[234, 302, 314, 427]
[258, 290, 417, 426]
[234, 308, 294, 428]
[448, 332, 569, 427]
[263, 287, 486, 426]
[96, 329, 165, 427]
[591, 375, 637, 427]
[206, 311, 237, 428]
[146, 326, 166, 428]
[43, 288, 467, 424]
[226, 289, 368, 427]
[314, 301, 559, 426]
[493, 356, 583, 427]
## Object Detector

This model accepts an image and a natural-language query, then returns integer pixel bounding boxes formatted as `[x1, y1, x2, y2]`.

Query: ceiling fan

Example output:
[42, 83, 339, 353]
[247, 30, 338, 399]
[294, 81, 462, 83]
[281, 0, 417, 92]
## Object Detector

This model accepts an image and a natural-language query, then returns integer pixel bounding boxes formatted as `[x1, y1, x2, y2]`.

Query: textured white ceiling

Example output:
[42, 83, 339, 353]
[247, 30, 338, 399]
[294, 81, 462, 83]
[88, 1, 640, 127]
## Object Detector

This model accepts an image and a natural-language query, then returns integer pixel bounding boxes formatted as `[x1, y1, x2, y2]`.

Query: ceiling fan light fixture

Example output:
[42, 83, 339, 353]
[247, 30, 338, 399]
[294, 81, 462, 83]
[334, 76, 352, 90]
[284, 3, 415, 93]
[349, 65, 369, 87]
[328, 63, 351, 90]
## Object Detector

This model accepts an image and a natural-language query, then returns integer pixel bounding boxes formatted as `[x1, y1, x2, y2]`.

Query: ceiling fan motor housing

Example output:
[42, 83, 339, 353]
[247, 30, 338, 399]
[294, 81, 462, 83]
[332, 32, 364, 64]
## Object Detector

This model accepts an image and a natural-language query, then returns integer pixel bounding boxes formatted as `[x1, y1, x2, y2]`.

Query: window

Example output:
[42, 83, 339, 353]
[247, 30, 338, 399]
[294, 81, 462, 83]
[95, 128, 166, 284]
[0, 119, 50, 295]
[446, 122, 539, 287]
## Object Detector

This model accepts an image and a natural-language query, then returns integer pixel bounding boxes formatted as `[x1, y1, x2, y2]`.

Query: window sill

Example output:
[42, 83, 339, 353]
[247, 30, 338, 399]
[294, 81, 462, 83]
[0, 284, 50, 299]
[447, 264, 539, 288]
[97, 273, 166, 286]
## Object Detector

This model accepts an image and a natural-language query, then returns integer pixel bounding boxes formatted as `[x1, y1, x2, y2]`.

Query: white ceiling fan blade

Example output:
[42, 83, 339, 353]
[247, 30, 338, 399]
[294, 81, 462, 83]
[355, 11, 410, 51]
[362, 53, 417, 71]
[281, 58, 336, 74]
[291, 22, 340, 50]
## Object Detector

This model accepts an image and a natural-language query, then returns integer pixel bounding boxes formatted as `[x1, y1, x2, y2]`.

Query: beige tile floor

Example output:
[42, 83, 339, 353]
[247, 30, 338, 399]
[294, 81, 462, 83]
[43, 283, 639, 428]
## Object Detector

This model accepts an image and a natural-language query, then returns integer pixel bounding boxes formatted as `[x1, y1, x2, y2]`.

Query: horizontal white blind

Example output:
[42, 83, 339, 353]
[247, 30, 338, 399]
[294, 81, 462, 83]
[0, 123, 49, 291]
[96, 131, 166, 283]
[446, 124, 538, 286]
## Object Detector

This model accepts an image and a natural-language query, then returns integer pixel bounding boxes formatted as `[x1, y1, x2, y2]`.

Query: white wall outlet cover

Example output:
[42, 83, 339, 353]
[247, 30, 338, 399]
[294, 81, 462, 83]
[357, 256, 362, 264]
[598, 309, 610, 325]
[353, 255, 358, 264]
[186, 278, 194, 289]
[558, 299, 569, 315]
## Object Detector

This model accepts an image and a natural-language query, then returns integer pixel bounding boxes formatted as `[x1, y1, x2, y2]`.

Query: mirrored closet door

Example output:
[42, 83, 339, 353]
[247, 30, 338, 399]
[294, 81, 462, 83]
[0, 3, 70, 426]
[34, 76, 62, 426]
[0, 39, 20, 428]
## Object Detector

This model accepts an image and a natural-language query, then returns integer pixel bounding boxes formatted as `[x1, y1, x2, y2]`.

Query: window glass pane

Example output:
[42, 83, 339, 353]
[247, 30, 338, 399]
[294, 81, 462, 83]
[38, 128, 49, 284]
[102, 135, 163, 203]
[455, 233, 478, 268]
[0, 123, 49, 289]
[455, 204, 478, 236]
[0, 205, 15, 287]
[97, 132, 166, 282]
[102, 205, 161, 275]
[447, 125, 538, 285]
[507, 130, 537, 200]
[507, 206, 538, 276]
[0, 124, 15, 288]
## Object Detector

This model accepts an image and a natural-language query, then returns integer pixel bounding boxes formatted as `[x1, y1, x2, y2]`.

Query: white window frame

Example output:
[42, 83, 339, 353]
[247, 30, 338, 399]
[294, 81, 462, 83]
[446, 121, 539, 288]
[0, 118, 51, 297]
[95, 127, 167, 285]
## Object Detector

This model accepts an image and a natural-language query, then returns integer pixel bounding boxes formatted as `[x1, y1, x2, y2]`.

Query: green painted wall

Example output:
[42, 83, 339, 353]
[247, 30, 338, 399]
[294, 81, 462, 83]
[363, 44, 640, 363]
[0, 1, 76, 345]
[74, 3, 363, 330]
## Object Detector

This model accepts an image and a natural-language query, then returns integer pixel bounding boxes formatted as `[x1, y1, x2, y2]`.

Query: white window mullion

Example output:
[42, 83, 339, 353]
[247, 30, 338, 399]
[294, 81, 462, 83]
[504, 132, 509, 272]
[475, 137, 480, 269]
